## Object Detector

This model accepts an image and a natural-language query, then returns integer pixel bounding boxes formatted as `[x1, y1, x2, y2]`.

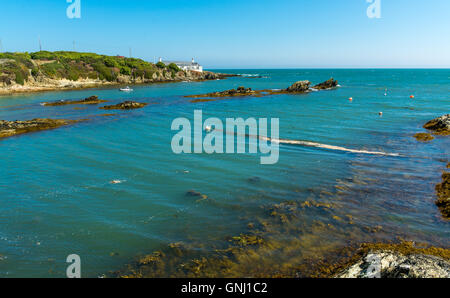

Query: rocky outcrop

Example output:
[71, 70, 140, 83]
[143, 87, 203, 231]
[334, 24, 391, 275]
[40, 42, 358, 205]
[0, 118, 78, 139]
[186, 86, 257, 99]
[43, 95, 107, 106]
[313, 78, 339, 90]
[337, 251, 450, 278]
[424, 114, 450, 136]
[100, 101, 148, 110]
[186, 78, 340, 102]
[436, 171, 450, 219]
[285, 80, 311, 93]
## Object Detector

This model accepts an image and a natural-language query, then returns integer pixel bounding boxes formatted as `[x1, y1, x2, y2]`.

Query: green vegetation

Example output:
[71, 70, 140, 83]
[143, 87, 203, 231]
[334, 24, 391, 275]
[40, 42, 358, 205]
[156, 61, 166, 69]
[0, 51, 169, 85]
[168, 63, 180, 72]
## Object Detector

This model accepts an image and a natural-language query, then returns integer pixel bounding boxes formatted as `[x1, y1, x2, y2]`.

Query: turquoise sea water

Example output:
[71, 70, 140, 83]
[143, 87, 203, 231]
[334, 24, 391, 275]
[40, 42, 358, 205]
[0, 69, 449, 277]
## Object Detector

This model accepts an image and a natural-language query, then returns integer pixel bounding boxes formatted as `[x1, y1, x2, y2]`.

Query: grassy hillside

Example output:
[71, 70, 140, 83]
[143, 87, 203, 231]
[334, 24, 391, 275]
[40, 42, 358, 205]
[0, 51, 181, 85]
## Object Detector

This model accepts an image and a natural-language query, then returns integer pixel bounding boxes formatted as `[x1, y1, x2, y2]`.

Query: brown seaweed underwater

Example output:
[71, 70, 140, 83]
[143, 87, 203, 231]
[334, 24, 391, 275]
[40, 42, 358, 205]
[109, 156, 450, 278]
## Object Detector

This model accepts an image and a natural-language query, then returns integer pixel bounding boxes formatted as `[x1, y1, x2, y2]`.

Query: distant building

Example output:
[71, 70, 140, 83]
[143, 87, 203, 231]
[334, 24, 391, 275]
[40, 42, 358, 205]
[159, 57, 203, 72]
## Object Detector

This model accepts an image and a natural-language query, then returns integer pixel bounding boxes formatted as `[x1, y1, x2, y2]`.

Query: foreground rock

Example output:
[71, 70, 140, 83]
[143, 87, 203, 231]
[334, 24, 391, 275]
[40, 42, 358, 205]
[313, 78, 339, 90]
[335, 242, 450, 278]
[0, 118, 78, 139]
[337, 251, 450, 278]
[43, 96, 107, 106]
[285, 80, 311, 93]
[100, 101, 148, 110]
[424, 114, 450, 136]
[436, 170, 450, 219]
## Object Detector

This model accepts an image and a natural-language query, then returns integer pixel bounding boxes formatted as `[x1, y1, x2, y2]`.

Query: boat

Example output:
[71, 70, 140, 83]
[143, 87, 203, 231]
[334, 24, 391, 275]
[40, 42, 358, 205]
[119, 86, 133, 92]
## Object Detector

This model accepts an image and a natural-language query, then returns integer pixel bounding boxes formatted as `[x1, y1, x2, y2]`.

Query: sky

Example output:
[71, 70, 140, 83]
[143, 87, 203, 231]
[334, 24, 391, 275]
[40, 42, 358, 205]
[0, 0, 449, 68]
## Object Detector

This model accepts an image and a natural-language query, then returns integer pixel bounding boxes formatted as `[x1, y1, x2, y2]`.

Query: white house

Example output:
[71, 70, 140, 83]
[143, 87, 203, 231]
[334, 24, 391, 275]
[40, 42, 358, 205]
[159, 58, 203, 72]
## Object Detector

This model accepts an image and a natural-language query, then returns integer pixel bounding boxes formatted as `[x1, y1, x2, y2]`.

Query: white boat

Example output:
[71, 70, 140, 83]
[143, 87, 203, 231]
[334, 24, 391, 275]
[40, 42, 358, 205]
[119, 86, 133, 92]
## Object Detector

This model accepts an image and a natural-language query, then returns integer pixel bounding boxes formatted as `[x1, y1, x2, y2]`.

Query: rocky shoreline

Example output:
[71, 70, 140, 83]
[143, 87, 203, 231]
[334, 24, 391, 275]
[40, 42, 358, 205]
[412, 114, 450, 220]
[436, 165, 450, 220]
[0, 71, 236, 96]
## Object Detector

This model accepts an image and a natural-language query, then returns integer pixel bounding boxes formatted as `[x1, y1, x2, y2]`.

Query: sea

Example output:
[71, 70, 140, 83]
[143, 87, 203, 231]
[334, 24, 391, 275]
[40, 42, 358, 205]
[0, 69, 449, 277]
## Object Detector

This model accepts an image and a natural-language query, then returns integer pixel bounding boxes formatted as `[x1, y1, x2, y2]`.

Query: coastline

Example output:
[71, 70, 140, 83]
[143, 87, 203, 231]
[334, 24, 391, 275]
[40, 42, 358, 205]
[0, 71, 235, 96]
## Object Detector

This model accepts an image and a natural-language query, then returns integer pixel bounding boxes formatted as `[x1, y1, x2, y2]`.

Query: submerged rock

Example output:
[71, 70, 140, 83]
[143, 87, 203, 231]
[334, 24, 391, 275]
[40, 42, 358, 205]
[424, 114, 450, 136]
[100, 101, 147, 110]
[43, 95, 107, 106]
[313, 78, 339, 90]
[0, 118, 78, 139]
[285, 80, 311, 93]
[436, 171, 450, 219]
[414, 133, 435, 142]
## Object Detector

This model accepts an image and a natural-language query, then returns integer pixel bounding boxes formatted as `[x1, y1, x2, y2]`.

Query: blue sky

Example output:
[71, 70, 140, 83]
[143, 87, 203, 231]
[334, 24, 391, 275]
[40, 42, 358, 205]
[0, 0, 449, 68]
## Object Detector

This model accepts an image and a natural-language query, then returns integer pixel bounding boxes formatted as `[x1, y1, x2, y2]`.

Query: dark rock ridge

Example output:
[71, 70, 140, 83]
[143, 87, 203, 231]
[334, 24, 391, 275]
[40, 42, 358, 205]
[424, 114, 450, 136]
[43, 95, 107, 106]
[312, 78, 339, 90]
[100, 101, 148, 110]
[0, 118, 78, 139]
[186, 78, 339, 102]
[436, 170, 450, 219]
[186, 86, 258, 99]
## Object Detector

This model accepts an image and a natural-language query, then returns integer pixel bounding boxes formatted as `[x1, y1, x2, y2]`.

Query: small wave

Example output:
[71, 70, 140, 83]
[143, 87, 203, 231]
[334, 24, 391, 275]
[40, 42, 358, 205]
[264, 137, 401, 157]
[110, 180, 126, 184]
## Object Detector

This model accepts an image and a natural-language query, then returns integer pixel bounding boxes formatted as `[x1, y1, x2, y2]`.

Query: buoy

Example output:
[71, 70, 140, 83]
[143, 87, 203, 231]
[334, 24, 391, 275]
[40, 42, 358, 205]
[410, 95, 415, 99]
[110, 180, 123, 184]
[379, 112, 383, 116]
[349, 97, 353, 101]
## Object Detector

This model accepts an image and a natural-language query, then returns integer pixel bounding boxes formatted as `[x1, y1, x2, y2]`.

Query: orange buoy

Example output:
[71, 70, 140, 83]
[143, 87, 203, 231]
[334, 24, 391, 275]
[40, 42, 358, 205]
[410, 95, 415, 99]
[349, 97, 353, 101]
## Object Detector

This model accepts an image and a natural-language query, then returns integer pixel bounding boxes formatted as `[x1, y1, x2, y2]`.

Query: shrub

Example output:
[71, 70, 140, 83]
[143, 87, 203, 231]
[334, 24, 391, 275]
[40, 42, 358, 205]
[156, 61, 166, 69]
[14, 71, 25, 85]
[168, 63, 180, 72]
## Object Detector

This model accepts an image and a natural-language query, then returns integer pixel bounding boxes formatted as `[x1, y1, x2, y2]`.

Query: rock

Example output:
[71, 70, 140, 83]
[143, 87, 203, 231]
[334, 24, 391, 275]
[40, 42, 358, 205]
[414, 133, 435, 142]
[185, 190, 208, 202]
[436, 171, 450, 219]
[336, 251, 450, 278]
[43, 95, 107, 106]
[187, 87, 256, 99]
[313, 78, 339, 90]
[100, 101, 147, 110]
[0, 118, 78, 139]
[424, 114, 450, 136]
[286, 80, 311, 93]
[186, 190, 203, 197]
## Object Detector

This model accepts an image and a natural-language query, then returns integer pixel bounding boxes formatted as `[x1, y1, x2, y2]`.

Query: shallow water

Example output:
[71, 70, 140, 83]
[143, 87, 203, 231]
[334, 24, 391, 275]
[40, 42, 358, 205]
[0, 69, 449, 277]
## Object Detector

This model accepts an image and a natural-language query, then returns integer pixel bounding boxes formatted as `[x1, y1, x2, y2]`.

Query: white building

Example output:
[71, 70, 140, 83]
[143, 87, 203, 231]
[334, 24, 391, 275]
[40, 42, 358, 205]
[159, 58, 203, 72]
